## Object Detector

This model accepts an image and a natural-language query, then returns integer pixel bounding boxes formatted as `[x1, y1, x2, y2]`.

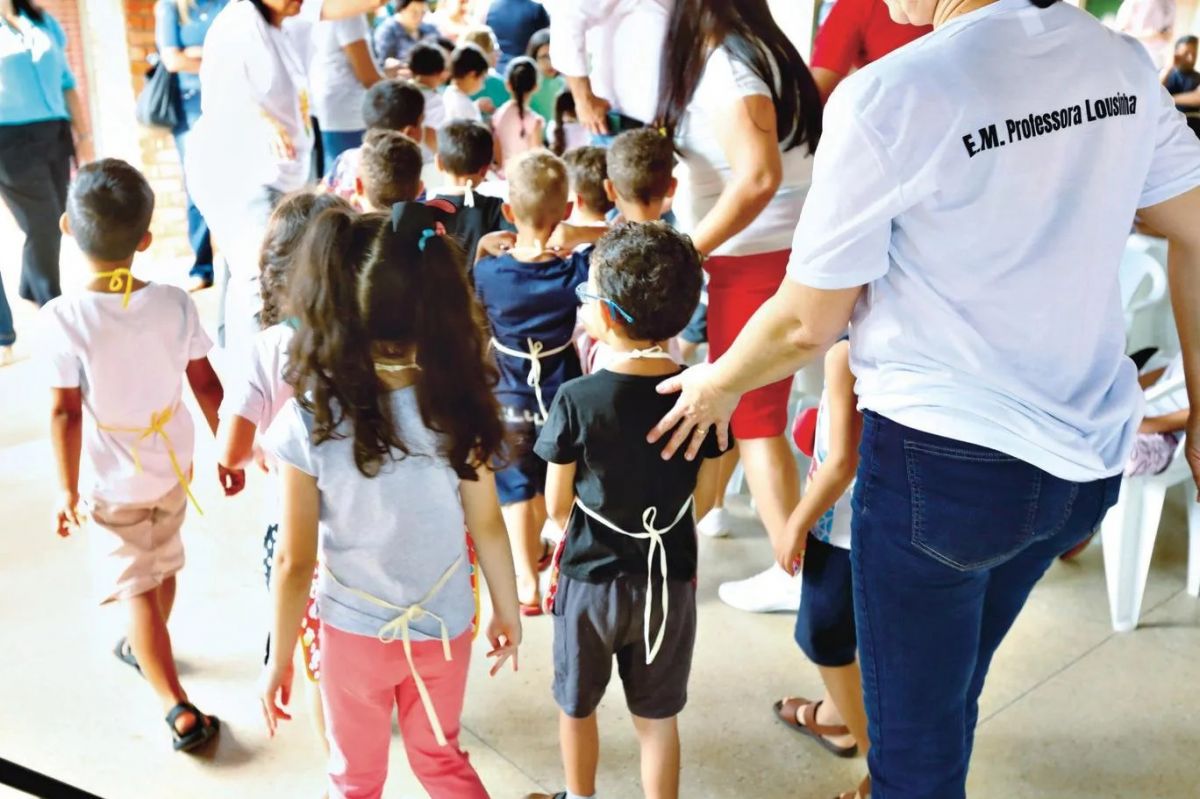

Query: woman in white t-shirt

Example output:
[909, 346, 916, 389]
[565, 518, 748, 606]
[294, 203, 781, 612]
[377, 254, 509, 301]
[310, 12, 383, 173]
[656, 0, 823, 614]
[652, 0, 1200, 796]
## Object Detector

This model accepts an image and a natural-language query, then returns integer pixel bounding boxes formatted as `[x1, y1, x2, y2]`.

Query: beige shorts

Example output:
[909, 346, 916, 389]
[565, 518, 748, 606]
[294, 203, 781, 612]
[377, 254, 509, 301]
[88, 484, 187, 605]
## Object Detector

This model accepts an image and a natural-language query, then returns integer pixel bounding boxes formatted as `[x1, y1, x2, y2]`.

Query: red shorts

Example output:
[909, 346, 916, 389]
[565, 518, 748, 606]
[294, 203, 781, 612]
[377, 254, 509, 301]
[706, 249, 793, 440]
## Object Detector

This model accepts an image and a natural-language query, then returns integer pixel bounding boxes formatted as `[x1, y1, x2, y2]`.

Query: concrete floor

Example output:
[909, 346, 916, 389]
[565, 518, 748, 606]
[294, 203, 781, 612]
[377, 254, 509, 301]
[1, 230, 1198, 799]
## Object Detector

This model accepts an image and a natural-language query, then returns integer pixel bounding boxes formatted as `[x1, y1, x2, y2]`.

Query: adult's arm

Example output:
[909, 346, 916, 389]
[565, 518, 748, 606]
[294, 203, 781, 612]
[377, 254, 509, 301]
[549, 0, 616, 135]
[688, 93, 784, 257]
[344, 39, 382, 88]
[1139, 186, 1200, 494]
[154, 0, 202, 73]
[1171, 88, 1200, 106]
[64, 88, 92, 164]
[808, 0, 864, 103]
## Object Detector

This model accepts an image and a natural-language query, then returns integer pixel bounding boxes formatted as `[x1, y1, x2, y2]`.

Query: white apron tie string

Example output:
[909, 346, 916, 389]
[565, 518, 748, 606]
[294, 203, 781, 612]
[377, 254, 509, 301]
[490, 336, 574, 423]
[324, 557, 463, 746]
[571, 497, 694, 664]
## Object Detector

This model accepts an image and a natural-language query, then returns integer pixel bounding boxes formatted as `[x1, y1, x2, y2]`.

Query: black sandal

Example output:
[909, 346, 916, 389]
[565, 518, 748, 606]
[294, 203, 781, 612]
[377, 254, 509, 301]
[113, 637, 142, 676]
[167, 701, 220, 753]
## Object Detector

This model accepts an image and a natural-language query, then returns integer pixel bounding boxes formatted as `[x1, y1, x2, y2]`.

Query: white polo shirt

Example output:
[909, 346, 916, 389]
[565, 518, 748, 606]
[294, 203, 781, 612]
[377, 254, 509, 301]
[787, 0, 1200, 482]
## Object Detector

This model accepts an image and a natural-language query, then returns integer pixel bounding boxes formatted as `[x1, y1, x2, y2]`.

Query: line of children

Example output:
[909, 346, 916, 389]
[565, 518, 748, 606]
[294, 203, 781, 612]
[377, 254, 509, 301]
[42, 160, 227, 752]
[527, 221, 727, 799]
[259, 202, 522, 798]
[431, 120, 512, 267]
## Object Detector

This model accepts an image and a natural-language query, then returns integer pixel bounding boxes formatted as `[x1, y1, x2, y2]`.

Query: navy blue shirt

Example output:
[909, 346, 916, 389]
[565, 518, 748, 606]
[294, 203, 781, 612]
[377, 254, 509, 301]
[474, 250, 589, 415]
[485, 0, 550, 72]
[1166, 68, 1200, 113]
[155, 0, 228, 95]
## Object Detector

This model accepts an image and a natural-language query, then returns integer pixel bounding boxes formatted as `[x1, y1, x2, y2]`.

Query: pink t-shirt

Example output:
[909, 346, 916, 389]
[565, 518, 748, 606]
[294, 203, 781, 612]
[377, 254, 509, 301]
[492, 100, 544, 170]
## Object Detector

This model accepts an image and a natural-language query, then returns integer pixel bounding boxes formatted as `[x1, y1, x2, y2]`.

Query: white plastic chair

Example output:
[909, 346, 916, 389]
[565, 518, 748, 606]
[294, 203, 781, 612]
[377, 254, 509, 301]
[1100, 375, 1200, 632]
[1118, 244, 1168, 332]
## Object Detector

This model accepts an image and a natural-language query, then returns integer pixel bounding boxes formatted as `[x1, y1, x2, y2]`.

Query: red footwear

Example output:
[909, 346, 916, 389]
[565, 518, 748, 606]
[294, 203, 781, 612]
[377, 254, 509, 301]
[520, 601, 544, 617]
[537, 540, 554, 572]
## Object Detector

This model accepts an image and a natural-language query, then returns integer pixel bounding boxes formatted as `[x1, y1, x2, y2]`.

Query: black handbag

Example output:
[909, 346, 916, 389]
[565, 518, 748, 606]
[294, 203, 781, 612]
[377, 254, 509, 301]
[136, 54, 182, 131]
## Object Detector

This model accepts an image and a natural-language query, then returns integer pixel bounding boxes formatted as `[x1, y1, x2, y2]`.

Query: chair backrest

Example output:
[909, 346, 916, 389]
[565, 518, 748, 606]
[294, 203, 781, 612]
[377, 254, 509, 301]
[1119, 246, 1168, 325]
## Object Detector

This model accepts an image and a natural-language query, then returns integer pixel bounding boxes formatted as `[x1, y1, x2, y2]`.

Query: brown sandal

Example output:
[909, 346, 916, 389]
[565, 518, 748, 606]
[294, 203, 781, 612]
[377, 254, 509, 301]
[773, 696, 858, 758]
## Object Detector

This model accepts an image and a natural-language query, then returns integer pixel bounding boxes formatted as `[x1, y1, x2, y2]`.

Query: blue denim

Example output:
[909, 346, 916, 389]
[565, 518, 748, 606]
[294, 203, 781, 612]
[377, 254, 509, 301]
[851, 411, 1120, 799]
[172, 89, 213, 282]
[0, 268, 14, 346]
[320, 129, 364, 176]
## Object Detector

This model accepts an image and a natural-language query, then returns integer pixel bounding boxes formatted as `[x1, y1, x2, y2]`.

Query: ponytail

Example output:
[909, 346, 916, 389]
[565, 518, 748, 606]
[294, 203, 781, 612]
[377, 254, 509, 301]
[551, 88, 574, 156]
[506, 57, 539, 132]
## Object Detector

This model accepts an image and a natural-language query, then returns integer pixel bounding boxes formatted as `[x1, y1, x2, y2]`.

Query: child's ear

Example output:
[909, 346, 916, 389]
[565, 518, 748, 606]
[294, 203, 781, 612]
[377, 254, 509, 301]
[501, 203, 516, 224]
[666, 176, 678, 199]
[561, 201, 573, 222]
[603, 178, 617, 202]
[59, 213, 71, 237]
[136, 230, 154, 252]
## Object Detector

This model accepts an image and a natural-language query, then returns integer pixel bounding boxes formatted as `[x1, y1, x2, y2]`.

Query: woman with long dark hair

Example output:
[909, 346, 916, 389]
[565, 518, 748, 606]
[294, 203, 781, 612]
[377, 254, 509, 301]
[0, 0, 92, 363]
[652, 0, 1200, 795]
[656, 0, 822, 614]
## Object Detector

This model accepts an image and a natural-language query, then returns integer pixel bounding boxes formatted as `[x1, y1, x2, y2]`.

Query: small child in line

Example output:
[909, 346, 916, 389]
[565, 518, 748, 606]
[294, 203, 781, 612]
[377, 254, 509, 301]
[474, 150, 590, 614]
[356, 128, 426, 211]
[563, 146, 613, 227]
[461, 25, 511, 118]
[529, 222, 727, 799]
[258, 202, 522, 799]
[444, 44, 490, 124]
[42, 159, 226, 752]
[772, 338, 871, 799]
[325, 79, 426, 204]
[216, 189, 353, 753]
[410, 43, 449, 152]
[493, 57, 545, 171]
[431, 120, 512, 266]
[550, 89, 591, 156]
[1127, 352, 1189, 476]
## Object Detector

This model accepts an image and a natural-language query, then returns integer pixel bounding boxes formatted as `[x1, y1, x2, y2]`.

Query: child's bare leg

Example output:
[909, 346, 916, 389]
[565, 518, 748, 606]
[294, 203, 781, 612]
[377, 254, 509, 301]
[157, 574, 177, 622]
[631, 714, 680, 799]
[560, 711, 600, 797]
[501, 498, 543, 605]
[819, 662, 869, 754]
[127, 587, 194, 733]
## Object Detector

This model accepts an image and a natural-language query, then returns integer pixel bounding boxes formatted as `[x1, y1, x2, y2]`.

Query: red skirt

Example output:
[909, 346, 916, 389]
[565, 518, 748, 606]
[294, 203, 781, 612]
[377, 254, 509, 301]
[706, 249, 793, 439]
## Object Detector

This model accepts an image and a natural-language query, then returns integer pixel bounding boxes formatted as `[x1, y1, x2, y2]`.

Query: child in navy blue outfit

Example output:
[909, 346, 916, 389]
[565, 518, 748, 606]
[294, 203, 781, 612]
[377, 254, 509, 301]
[474, 149, 589, 614]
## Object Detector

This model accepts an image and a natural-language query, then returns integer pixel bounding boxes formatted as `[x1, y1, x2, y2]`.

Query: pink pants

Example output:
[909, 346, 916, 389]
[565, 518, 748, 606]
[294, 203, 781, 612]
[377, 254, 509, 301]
[320, 626, 488, 799]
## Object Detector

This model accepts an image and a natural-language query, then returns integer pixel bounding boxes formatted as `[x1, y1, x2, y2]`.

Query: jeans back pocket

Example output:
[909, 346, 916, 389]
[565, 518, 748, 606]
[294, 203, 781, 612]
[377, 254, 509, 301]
[905, 440, 1043, 571]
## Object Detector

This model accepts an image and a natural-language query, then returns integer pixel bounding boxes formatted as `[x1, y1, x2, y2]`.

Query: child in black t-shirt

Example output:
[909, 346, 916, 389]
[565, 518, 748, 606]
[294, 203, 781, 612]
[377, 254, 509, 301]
[431, 120, 512, 266]
[531, 222, 727, 799]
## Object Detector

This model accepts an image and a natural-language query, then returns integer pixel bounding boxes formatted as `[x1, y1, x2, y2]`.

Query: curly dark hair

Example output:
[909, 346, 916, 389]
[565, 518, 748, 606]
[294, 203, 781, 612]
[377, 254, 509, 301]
[286, 205, 504, 479]
[591, 221, 703, 343]
[258, 190, 354, 329]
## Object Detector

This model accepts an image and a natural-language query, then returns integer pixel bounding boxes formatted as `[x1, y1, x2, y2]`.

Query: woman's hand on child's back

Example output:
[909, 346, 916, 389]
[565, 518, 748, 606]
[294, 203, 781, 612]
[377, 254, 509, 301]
[485, 611, 522, 677]
[55, 489, 81, 538]
[258, 657, 295, 737]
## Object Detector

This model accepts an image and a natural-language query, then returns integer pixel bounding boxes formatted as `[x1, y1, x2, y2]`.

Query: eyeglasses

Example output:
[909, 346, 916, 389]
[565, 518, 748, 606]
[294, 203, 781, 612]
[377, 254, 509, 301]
[575, 283, 635, 324]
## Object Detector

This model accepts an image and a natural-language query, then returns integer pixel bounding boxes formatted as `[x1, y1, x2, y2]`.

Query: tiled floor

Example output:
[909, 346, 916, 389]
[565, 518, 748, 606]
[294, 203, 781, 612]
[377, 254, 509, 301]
[1, 232, 1198, 799]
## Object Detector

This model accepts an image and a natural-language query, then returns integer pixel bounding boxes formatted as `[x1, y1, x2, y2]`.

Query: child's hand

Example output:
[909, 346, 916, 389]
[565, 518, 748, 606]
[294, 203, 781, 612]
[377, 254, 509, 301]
[218, 464, 247, 496]
[485, 612, 521, 676]
[476, 230, 517, 261]
[55, 489, 81, 538]
[258, 658, 295, 738]
[476, 97, 496, 115]
[773, 518, 807, 577]
[548, 222, 605, 253]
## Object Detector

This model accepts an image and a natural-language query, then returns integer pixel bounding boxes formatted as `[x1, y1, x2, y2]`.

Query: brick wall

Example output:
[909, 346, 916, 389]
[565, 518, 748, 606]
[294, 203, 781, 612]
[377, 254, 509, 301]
[124, 0, 191, 261]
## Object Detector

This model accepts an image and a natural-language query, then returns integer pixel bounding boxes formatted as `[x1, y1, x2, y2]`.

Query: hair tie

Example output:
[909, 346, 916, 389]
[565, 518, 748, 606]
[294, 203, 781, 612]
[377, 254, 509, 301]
[417, 222, 447, 251]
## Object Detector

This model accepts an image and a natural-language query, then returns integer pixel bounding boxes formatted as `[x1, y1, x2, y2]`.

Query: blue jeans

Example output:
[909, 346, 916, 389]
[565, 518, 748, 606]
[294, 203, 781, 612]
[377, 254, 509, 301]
[320, 129, 364, 176]
[0, 269, 14, 346]
[851, 411, 1121, 799]
[173, 90, 214, 283]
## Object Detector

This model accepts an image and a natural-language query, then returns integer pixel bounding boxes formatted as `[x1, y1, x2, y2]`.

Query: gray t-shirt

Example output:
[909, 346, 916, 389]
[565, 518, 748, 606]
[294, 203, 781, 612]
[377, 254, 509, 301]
[265, 388, 474, 641]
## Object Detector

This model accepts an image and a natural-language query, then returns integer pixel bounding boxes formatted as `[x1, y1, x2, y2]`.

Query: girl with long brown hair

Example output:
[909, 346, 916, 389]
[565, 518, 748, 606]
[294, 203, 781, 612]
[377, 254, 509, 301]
[257, 202, 521, 799]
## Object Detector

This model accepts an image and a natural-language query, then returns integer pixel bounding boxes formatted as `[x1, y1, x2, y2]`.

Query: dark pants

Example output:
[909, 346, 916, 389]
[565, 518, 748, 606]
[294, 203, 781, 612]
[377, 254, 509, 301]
[172, 90, 214, 283]
[851, 411, 1121, 799]
[0, 120, 72, 319]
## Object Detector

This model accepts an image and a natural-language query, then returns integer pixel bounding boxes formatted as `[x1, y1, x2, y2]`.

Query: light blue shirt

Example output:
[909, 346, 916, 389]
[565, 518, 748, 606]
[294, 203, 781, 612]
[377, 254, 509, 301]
[0, 11, 76, 125]
[154, 0, 227, 96]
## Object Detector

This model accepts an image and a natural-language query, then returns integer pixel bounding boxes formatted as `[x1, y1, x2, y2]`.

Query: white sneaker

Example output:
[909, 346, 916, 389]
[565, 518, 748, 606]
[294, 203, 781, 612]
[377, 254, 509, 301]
[696, 507, 732, 538]
[718, 565, 802, 613]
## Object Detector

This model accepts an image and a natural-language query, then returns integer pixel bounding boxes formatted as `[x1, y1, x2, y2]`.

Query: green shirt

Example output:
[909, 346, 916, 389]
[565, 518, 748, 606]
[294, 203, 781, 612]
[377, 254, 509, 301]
[471, 72, 511, 120]
[529, 73, 565, 124]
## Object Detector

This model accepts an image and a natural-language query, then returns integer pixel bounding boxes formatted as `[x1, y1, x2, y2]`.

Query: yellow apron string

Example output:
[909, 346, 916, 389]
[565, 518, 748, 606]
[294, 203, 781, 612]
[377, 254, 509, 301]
[97, 403, 202, 514]
[489, 336, 574, 423]
[324, 556, 464, 747]
[571, 496, 694, 664]
[95, 268, 135, 309]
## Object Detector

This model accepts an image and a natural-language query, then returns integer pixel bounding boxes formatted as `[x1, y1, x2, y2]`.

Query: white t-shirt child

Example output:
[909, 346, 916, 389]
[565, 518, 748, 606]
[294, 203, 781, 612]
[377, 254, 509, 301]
[40, 284, 212, 504]
[788, 0, 1200, 483]
[442, 83, 483, 124]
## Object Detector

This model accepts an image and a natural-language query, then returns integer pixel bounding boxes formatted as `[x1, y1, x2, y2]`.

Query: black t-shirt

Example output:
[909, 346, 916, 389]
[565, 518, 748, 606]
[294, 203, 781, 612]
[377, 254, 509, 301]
[1166, 68, 1200, 112]
[434, 193, 512, 269]
[534, 369, 728, 582]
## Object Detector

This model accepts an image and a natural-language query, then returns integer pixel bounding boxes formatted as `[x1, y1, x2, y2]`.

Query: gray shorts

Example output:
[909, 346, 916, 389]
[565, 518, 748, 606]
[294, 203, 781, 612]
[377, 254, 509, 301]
[552, 573, 696, 719]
